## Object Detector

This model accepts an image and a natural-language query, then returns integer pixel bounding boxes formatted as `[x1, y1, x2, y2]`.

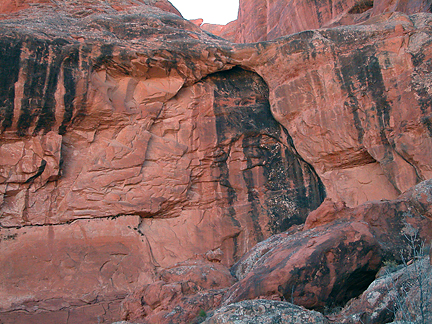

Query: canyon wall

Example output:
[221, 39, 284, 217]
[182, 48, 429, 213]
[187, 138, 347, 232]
[207, 0, 432, 43]
[0, 0, 432, 323]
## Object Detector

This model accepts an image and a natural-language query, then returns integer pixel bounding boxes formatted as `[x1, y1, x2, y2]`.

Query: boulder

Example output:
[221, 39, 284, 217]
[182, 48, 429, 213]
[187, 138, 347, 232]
[204, 299, 329, 324]
[304, 179, 432, 261]
[225, 220, 382, 311]
[224, 180, 432, 316]
[334, 256, 432, 324]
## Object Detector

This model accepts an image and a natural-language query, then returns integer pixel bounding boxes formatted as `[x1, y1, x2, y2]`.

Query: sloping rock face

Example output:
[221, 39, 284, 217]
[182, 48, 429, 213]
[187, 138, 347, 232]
[1, 0, 432, 323]
[232, 0, 432, 43]
[201, 20, 237, 42]
[0, 0, 182, 17]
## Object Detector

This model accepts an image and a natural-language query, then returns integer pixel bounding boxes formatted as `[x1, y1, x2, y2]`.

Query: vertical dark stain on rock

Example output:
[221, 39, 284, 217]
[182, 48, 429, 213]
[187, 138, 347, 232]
[71, 44, 92, 127]
[242, 135, 265, 243]
[334, 65, 365, 143]
[264, 128, 326, 233]
[338, 47, 392, 141]
[337, 47, 396, 171]
[94, 44, 114, 69]
[410, 52, 432, 137]
[34, 40, 69, 135]
[17, 39, 50, 136]
[211, 67, 325, 239]
[59, 47, 79, 135]
[364, 55, 391, 140]
[0, 39, 21, 131]
[212, 146, 242, 259]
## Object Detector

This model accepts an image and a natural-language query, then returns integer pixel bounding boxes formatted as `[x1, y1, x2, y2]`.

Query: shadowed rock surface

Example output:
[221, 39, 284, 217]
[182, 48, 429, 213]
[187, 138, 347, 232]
[332, 256, 432, 324]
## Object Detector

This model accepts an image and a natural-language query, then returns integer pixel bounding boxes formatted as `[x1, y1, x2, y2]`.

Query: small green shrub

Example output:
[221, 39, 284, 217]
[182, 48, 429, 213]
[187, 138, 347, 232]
[198, 309, 207, 318]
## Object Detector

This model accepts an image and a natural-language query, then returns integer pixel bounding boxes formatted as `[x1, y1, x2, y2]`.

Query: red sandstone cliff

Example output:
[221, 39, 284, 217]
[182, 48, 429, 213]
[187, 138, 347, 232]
[210, 0, 432, 43]
[0, 0, 431, 323]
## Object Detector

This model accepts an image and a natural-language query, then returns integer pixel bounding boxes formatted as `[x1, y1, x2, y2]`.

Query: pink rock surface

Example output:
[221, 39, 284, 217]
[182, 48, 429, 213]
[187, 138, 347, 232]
[0, 216, 156, 323]
[0, 0, 182, 17]
[121, 259, 235, 323]
[236, 13, 432, 207]
[231, 0, 432, 43]
[0, 0, 432, 322]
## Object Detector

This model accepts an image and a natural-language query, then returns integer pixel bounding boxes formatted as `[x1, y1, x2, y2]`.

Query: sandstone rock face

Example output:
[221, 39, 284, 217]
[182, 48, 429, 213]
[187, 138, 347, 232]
[0, 1, 324, 321]
[204, 299, 329, 324]
[1, 0, 432, 323]
[0, 216, 155, 324]
[234, 0, 358, 43]
[232, 0, 432, 43]
[237, 13, 432, 207]
[211, 13, 432, 207]
[121, 259, 235, 324]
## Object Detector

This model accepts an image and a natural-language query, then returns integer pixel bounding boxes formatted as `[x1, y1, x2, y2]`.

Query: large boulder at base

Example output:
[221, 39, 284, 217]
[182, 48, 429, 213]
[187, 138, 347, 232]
[224, 221, 382, 311]
[225, 179, 432, 312]
[204, 300, 329, 324]
[304, 179, 432, 261]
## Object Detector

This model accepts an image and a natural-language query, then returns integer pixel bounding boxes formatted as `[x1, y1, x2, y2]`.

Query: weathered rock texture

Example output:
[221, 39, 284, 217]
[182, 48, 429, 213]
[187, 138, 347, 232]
[201, 21, 238, 43]
[204, 299, 329, 324]
[223, 180, 432, 312]
[237, 13, 432, 207]
[333, 255, 432, 324]
[228, 0, 432, 43]
[1, 0, 432, 323]
[121, 259, 235, 324]
[0, 0, 182, 17]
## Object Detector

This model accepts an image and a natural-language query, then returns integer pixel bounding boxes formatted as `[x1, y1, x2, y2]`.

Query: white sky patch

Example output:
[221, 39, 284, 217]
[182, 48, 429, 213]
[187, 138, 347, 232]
[169, 0, 239, 25]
